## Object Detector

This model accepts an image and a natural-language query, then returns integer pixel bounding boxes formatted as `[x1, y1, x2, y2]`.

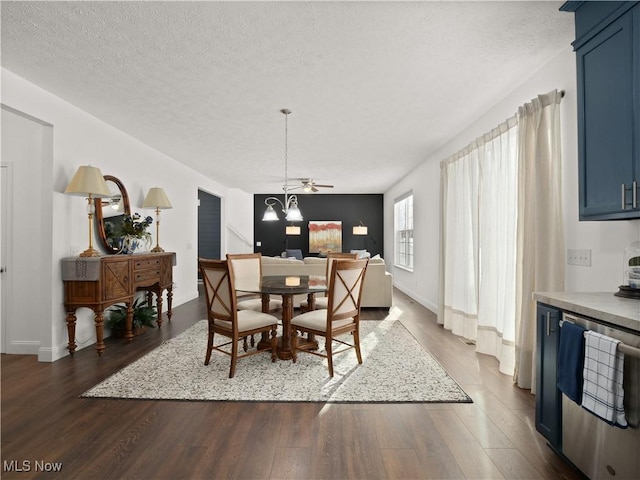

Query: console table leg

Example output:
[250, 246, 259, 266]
[66, 312, 77, 356]
[94, 311, 106, 356]
[125, 303, 134, 343]
[167, 288, 173, 321]
[156, 293, 164, 327]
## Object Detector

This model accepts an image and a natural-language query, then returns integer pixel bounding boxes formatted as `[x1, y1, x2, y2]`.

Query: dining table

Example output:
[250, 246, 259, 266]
[234, 274, 327, 360]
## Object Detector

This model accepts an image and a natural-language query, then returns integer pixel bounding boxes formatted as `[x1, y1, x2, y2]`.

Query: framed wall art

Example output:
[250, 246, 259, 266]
[308, 221, 342, 253]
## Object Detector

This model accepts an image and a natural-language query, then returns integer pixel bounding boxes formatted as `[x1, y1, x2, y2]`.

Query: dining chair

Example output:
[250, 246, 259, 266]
[299, 252, 359, 312]
[290, 258, 369, 377]
[226, 253, 282, 313]
[199, 258, 278, 378]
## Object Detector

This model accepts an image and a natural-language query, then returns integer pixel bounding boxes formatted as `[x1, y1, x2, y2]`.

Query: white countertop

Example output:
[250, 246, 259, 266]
[533, 292, 640, 333]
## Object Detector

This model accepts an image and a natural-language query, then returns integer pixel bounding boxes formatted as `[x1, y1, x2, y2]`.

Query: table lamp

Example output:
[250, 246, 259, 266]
[142, 187, 173, 252]
[64, 165, 111, 257]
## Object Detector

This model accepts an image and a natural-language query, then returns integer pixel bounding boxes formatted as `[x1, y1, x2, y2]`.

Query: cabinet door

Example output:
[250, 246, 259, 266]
[535, 303, 562, 450]
[576, 10, 638, 219]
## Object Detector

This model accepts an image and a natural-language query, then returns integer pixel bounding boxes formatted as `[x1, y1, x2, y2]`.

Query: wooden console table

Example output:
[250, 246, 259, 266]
[62, 252, 175, 356]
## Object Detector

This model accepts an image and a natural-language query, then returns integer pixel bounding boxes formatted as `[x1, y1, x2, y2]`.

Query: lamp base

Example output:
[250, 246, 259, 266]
[79, 247, 101, 257]
[151, 245, 165, 253]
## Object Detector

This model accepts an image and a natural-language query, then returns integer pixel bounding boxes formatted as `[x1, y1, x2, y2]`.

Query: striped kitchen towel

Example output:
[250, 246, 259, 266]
[581, 330, 627, 428]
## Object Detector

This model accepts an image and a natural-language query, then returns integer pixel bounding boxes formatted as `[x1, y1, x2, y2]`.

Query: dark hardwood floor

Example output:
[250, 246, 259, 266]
[1, 289, 581, 480]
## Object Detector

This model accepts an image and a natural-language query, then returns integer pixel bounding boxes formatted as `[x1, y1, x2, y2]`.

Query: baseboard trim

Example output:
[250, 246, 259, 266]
[6, 340, 40, 355]
[393, 284, 437, 313]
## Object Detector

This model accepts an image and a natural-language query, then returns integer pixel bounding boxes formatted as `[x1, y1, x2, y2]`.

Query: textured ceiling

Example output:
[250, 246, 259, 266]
[1, 1, 574, 194]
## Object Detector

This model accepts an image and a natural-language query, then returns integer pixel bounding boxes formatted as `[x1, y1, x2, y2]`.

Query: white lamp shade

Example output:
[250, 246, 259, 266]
[64, 166, 111, 197]
[286, 225, 301, 235]
[353, 225, 368, 235]
[285, 205, 303, 222]
[262, 204, 279, 221]
[142, 187, 173, 209]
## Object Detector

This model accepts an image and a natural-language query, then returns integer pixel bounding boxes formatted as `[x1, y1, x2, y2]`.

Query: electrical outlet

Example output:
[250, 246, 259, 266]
[567, 248, 591, 266]
[70, 245, 81, 257]
[256, 241, 262, 247]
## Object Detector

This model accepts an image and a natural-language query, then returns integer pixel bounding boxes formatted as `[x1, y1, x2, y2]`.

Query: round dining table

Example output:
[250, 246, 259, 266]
[234, 274, 327, 360]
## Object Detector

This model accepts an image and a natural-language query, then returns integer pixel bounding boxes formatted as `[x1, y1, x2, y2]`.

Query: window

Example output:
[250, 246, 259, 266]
[394, 193, 413, 270]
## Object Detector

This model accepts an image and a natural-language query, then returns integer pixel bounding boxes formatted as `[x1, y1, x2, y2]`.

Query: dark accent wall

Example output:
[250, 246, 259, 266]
[253, 194, 383, 257]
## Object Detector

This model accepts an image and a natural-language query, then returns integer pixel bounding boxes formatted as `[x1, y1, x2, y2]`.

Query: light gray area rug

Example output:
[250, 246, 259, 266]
[82, 318, 472, 403]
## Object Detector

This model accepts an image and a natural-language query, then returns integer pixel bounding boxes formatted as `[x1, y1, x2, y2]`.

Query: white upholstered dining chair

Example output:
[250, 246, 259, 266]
[299, 252, 359, 312]
[226, 253, 282, 313]
[199, 258, 278, 378]
[290, 258, 368, 377]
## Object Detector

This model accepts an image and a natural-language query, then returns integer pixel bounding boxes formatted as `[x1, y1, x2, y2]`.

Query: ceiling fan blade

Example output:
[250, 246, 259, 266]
[311, 186, 319, 193]
[313, 184, 334, 188]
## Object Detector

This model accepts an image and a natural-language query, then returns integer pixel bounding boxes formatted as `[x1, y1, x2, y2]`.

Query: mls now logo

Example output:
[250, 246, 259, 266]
[3, 460, 63, 472]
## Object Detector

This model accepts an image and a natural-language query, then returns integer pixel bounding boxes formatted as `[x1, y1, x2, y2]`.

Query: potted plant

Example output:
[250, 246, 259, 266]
[106, 297, 157, 337]
[115, 212, 153, 254]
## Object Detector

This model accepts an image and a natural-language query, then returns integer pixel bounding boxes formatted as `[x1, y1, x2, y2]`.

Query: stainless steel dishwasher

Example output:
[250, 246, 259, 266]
[561, 312, 640, 479]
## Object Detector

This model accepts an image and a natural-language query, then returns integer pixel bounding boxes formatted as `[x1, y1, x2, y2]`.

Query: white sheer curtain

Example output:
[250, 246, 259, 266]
[515, 91, 565, 391]
[439, 90, 564, 382]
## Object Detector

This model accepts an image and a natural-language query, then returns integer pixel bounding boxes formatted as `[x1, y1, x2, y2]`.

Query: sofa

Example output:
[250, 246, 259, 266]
[261, 255, 393, 309]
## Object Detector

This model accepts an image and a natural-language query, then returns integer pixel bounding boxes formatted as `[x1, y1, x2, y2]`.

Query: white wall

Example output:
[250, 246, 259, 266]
[225, 187, 255, 254]
[384, 46, 640, 312]
[1, 68, 254, 361]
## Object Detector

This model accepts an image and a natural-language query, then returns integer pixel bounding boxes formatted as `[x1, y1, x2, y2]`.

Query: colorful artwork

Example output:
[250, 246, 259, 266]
[309, 221, 342, 253]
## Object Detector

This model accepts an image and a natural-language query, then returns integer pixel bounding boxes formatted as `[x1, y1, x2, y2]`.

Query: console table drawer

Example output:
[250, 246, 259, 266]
[134, 269, 161, 285]
[133, 258, 161, 271]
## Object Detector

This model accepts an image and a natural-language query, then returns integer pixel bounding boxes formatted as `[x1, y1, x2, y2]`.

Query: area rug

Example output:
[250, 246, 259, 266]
[82, 318, 472, 403]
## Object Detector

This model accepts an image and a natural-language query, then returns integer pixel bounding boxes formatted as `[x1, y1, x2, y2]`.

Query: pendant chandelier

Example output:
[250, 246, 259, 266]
[262, 109, 303, 222]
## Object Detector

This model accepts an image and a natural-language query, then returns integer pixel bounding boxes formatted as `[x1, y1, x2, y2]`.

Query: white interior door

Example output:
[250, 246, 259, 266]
[0, 163, 10, 353]
[2, 106, 52, 356]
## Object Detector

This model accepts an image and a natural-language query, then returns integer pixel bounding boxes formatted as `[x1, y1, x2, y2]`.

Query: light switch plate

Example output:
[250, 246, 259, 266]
[567, 249, 591, 266]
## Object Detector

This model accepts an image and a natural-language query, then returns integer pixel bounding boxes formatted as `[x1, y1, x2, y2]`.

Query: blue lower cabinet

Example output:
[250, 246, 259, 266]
[535, 303, 562, 450]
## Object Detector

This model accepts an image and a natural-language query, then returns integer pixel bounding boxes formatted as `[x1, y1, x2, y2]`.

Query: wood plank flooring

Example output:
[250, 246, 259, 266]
[1, 289, 582, 479]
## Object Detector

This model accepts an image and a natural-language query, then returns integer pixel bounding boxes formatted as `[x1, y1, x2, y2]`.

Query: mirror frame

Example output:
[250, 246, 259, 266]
[94, 175, 131, 254]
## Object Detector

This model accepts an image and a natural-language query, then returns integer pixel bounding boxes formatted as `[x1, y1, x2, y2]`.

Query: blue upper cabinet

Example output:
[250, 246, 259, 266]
[562, 2, 640, 220]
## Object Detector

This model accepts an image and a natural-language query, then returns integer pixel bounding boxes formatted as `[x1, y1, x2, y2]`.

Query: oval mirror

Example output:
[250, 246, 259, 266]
[94, 175, 131, 254]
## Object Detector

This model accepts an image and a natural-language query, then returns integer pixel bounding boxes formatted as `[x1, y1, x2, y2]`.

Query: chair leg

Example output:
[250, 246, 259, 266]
[326, 337, 334, 377]
[291, 327, 298, 363]
[270, 326, 277, 362]
[354, 328, 363, 365]
[229, 339, 238, 378]
[205, 328, 214, 365]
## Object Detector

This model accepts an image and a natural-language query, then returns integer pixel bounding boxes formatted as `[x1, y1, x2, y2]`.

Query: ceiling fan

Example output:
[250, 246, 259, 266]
[290, 178, 334, 193]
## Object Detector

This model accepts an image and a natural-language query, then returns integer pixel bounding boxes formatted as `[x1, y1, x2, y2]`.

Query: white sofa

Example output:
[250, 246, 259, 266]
[261, 255, 393, 308]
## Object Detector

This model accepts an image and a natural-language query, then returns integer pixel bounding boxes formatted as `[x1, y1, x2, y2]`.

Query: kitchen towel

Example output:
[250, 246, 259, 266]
[581, 330, 628, 428]
[557, 321, 586, 404]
